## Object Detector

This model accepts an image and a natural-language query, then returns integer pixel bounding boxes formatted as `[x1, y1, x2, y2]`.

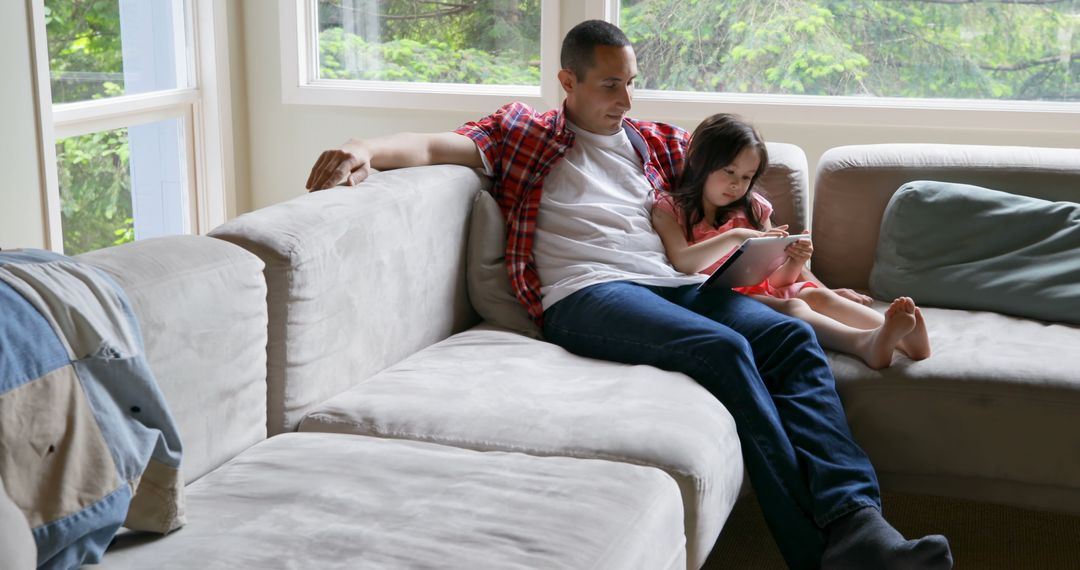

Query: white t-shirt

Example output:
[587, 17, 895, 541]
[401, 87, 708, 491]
[530, 121, 704, 310]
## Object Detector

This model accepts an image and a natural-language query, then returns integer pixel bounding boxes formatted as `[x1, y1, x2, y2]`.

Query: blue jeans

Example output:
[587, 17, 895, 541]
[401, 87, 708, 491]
[543, 281, 881, 570]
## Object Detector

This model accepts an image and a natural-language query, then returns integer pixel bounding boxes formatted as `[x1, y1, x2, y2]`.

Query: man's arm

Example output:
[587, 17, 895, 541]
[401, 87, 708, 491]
[306, 131, 484, 192]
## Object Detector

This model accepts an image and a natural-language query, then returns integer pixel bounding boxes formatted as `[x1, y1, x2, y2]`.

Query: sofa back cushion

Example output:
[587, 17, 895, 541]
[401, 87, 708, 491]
[870, 181, 1080, 324]
[77, 236, 268, 482]
[466, 190, 543, 338]
[755, 142, 811, 233]
[812, 144, 1080, 290]
[210, 166, 485, 435]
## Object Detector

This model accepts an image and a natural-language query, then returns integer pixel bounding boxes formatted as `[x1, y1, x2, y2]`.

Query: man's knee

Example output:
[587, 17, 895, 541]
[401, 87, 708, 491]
[774, 311, 817, 343]
[688, 332, 761, 388]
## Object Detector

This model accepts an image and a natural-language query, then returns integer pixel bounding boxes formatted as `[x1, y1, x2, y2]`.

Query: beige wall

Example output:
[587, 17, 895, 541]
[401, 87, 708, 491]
[0, 1, 48, 250]
[227, 0, 251, 216]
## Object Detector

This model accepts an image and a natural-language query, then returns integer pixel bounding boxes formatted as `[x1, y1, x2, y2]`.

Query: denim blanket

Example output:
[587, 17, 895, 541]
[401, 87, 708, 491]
[0, 249, 184, 569]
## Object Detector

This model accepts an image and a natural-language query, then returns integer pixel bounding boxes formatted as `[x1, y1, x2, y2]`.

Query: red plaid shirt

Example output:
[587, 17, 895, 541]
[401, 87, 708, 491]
[455, 102, 690, 326]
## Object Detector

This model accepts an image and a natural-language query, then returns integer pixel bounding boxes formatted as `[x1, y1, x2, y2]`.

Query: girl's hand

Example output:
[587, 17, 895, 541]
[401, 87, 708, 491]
[785, 233, 813, 263]
[832, 288, 873, 305]
[761, 224, 789, 239]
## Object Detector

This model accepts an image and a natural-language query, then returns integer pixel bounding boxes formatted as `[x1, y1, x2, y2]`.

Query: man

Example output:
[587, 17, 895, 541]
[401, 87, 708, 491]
[306, 20, 952, 570]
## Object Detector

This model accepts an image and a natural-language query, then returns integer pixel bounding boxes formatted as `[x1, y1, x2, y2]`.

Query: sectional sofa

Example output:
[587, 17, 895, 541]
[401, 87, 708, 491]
[5, 142, 1078, 569]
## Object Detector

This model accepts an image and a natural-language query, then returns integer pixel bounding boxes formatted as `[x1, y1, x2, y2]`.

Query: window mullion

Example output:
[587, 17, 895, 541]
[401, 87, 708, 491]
[53, 91, 200, 139]
[28, 0, 63, 252]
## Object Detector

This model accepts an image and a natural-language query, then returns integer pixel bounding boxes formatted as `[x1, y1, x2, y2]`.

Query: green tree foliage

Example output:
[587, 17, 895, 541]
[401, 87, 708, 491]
[621, 0, 1079, 100]
[46, 0, 132, 254]
[56, 126, 133, 255]
[45, 0, 124, 103]
[316, 0, 541, 84]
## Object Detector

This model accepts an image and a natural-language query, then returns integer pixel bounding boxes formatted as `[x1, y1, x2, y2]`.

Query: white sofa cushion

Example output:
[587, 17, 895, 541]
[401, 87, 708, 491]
[77, 236, 268, 483]
[0, 476, 35, 569]
[98, 432, 686, 570]
[298, 324, 743, 569]
[828, 303, 1080, 513]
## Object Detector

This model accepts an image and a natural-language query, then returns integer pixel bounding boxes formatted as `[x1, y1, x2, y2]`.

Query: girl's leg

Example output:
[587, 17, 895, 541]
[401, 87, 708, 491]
[798, 288, 931, 361]
[752, 294, 913, 370]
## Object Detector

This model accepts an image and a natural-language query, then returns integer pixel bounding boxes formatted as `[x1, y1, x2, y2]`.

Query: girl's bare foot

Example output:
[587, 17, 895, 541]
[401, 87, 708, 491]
[860, 298, 917, 369]
[897, 306, 932, 361]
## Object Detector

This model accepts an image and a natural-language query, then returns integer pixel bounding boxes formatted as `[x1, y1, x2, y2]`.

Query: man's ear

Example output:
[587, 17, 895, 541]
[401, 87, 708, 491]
[557, 69, 576, 95]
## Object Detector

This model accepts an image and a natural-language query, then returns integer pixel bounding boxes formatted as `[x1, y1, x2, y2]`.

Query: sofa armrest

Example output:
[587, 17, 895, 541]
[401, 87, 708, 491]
[812, 143, 1080, 290]
[210, 165, 489, 435]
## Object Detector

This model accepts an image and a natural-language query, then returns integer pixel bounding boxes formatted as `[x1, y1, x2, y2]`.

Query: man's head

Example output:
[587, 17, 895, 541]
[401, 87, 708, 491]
[559, 20, 637, 135]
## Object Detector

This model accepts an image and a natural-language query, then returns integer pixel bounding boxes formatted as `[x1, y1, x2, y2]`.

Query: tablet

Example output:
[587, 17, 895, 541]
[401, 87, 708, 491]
[697, 234, 809, 289]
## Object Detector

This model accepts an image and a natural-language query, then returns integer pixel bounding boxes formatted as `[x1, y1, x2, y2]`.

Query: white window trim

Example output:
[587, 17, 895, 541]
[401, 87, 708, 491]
[629, 91, 1080, 134]
[278, 0, 562, 112]
[281, 0, 1079, 133]
[27, 0, 234, 252]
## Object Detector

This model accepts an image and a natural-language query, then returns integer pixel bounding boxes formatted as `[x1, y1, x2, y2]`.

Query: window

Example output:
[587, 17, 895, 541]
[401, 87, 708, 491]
[280, 0, 561, 110]
[316, 0, 541, 86]
[620, 0, 1078, 102]
[281, 0, 1078, 131]
[30, 0, 232, 255]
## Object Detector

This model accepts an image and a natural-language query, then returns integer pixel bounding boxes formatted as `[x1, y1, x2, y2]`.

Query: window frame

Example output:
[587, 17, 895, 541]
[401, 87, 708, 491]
[28, 0, 235, 253]
[278, 0, 562, 112]
[280, 0, 1079, 133]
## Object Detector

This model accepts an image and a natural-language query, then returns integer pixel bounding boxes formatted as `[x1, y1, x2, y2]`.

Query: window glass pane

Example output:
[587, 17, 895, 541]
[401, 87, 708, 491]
[316, 0, 541, 85]
[621, 0, 1079, 101]
[57, 117, 189, 255]
[45, 0, 188, 104]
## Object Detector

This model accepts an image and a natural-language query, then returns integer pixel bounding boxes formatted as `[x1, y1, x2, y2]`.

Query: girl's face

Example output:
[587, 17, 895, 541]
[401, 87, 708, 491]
[702, 147, 761, 215]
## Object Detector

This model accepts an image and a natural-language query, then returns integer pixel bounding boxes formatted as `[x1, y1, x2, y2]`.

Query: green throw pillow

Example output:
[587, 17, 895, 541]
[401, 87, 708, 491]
[869, 180, 1080, 324]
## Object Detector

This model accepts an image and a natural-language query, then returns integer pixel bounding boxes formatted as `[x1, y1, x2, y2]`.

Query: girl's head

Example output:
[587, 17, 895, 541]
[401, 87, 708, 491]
[671, 114, 769, 239]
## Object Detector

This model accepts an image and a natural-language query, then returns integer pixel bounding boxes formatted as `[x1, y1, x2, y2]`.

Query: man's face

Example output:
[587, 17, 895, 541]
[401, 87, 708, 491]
[560, 45, 638, 135]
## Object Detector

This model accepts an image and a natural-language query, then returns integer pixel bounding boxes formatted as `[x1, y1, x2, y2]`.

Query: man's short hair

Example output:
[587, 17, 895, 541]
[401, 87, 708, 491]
[560, 20, 631, 80]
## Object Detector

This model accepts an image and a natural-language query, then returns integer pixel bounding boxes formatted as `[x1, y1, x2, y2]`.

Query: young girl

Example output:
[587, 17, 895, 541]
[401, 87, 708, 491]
[652, 114, 931, 369]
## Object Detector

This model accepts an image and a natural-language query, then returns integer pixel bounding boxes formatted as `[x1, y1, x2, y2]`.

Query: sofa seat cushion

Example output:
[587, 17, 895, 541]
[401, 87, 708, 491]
[826, 303, 1080, 514]
[97, 432, 686, 570]
[298, 324, 742, 569]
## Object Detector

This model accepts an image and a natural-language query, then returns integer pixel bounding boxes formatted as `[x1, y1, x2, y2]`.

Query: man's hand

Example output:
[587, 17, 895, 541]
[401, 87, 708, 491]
[306, 140, 371, 192]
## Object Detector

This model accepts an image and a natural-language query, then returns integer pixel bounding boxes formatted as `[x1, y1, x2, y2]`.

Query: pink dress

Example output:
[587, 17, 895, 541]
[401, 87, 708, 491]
[654, 194, 817, 299]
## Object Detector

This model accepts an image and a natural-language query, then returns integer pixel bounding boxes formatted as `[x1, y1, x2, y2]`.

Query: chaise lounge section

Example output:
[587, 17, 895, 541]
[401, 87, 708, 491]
[811, 143, 1080, 515]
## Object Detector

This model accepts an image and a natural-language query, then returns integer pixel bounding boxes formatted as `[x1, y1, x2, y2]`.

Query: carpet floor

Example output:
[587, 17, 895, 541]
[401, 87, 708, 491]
[704, 492, 1080, 569]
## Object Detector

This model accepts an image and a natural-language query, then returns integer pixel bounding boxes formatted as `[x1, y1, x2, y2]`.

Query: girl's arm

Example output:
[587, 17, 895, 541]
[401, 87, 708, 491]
[652, 208, 784, 275]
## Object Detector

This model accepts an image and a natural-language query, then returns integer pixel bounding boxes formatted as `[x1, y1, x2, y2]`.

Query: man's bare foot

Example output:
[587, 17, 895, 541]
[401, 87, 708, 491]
[859, 298, 917, 369]
[897, 307, 932, 361]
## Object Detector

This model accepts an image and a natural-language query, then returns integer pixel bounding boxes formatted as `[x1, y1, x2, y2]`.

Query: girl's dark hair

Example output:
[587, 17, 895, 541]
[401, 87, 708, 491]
[670, 113, 769, 241]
